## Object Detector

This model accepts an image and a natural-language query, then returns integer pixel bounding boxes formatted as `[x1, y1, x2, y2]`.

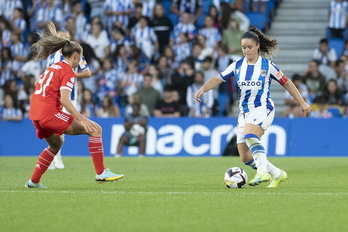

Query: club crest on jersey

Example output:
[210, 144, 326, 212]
[261, 69, 267, 77]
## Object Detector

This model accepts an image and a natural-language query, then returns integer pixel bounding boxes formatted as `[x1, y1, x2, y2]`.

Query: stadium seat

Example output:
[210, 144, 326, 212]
[202, 0, 211, 14]
[162, 0, 172, 15]
[327, 106, 342, 118]
[168, 13, 178, 25]
[246, 12, 268, 32]
[329, 38, 344, 57]
[196, 14, 206, 28]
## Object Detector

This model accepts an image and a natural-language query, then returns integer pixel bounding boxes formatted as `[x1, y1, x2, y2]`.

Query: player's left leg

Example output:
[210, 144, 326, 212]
[25, 134, 63, 188]
[137, 134, 146, 158]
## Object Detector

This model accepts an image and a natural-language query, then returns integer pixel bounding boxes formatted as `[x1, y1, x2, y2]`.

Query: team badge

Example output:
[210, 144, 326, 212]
[261, 69, 267, 77]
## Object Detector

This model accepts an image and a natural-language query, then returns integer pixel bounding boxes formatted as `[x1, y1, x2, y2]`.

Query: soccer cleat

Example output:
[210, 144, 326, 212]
[267, 170, 288, 188]
[248, 172, 271, 186]
[54, 154, 65, 169]
[95, 169, 124, 182]
[24, 179, 47, 189]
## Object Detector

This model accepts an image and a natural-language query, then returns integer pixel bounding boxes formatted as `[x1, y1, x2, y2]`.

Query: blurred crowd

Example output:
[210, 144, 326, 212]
[283, 0, 348, 119]
[1, 0, 263, 122]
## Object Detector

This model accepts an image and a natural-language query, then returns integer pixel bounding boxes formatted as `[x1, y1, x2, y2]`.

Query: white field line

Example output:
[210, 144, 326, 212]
[0, 190, 347, 196]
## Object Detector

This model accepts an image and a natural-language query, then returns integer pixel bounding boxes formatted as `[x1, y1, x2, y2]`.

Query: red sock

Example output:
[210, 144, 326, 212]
[89, 136, 105, 175]
[31, 148, 56, 183]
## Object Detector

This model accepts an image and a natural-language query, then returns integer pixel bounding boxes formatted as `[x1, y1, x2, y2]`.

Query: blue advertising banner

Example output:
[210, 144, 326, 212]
[0, 117, 347, 157]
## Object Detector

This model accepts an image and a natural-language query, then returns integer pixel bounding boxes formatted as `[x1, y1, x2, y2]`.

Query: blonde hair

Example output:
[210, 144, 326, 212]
[32, 21, 82, 60]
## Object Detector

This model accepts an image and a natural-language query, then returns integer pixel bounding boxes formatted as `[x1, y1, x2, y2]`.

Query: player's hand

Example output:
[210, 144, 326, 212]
[80, 118, 99, 133]
[195, 88, 204, 102]
[301, 102, 312, 117]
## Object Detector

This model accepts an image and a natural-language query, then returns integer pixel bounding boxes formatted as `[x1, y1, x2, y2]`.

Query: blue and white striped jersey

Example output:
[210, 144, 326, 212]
[219, 56, 288, 113]
[329, 0, 348, 29]
[47, 51, 90, 101]
[198, 27, 221, 48]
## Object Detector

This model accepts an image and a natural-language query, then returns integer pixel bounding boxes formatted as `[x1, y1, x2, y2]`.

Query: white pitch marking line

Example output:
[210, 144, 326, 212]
[0, 190, 348, 196]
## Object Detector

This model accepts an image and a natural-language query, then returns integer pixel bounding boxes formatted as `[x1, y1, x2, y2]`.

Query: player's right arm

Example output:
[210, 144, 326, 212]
[195, 76, 223, 102]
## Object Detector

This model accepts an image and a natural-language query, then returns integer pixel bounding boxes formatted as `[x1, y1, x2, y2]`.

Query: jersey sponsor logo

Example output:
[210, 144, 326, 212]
[237, 80, 262, 89]
[50, 64, 62, 70]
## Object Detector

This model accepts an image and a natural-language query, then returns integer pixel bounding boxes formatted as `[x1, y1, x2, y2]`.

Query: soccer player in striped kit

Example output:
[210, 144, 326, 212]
[25, 21, 124, 188]
[195, 27, 312, 188]
[46, 30, 91, 170]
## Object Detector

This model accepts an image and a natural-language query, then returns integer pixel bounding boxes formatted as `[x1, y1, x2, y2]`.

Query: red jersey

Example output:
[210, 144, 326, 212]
[30, 61, 76, 120]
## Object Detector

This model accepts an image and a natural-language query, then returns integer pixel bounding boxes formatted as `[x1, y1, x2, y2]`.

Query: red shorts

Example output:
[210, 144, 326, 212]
[32, 112, 74, 139]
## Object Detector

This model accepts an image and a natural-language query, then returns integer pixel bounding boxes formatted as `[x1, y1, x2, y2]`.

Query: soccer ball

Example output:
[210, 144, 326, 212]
[224, 167, 248, 189]
[130, 124, 145, 137]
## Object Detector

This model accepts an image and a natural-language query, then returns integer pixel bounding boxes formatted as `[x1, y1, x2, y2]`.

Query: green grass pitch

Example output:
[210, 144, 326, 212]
[1, 157, 348, 232]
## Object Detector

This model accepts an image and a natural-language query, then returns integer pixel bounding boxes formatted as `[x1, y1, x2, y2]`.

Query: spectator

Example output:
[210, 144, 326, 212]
[80, 42, 101, 94]
[0, 16, 12, 48]
[124, 93, 150, 117]
[310, 96, 333, 119]
[80, 88, 96, 118]
[10, 31, 28, 74]
[198, 15, 221, 49]
[170, 60, 195, 110]
[170, 0, 202, 24]
[141, 0, 156, 19]
[169, 12, 196, 46]
[10, 7, 26, 34]
[187, 71, 214, 117]
[26, 0, 45, 32]
[36, 0, 63, 31]
[302, 60, 327, 102]
[335, 59, 348, 94]
[115, 103, 148, 158]
[131, 16, 159, 60]
[316, 79, 344, 106]
[200, 56, 219, 94]
[70, 1, 89, 42]
[150, 3, 173, 55]
[222, 18, 244, 59]
[103, 0, 133, 32]
[84, 21, 110, 62]
[282, 74, 310, 118]
[173, 32, 192, 66]
[156, 55, 174, 85]
[109, 26, 131, 54]
[97, 57, 120, 104]
[18, 50, 43, 81]
[163, 45, 176, 68]
[96, 94, 120, 118]
[87, 0, 106, 22]
[136, 74, 161, 116]
[120, 61, 144, 101]
[195, 34, 214, 61]
[220, 2, 249, 32]
[127, 2, 143, 35]
[207, 4, 221, 29]
[1, 94, 22, 121]
[214, 44, 233, 73]
[148, 65, 164, 95]
[128, 44, 150, 74]
[328, 0, 348, 39]
[154, 85, 181, 117]
[1, 0, 23, 21]
[112, 43, 128, 75]
[312, 38, 337, 69]
[0, 47, 16, 87]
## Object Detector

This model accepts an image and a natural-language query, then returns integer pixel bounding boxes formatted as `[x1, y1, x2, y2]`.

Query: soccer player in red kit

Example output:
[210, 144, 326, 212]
[25, 21, 124, 188]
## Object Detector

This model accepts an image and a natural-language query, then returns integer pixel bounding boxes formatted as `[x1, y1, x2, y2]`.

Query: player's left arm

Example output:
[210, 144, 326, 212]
[272, 66, 312, 117]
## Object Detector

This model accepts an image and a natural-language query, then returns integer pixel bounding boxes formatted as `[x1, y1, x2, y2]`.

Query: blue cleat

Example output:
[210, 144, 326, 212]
[25, 179, 47, 189]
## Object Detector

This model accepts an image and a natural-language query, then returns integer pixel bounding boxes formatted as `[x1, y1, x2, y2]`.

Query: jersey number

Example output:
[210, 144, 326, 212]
[34, 70, 54, 97]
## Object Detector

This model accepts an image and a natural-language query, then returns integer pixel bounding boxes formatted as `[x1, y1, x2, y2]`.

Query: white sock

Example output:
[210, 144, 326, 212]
[266, 160, 282, 179]
[245, 134, 268, 173]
